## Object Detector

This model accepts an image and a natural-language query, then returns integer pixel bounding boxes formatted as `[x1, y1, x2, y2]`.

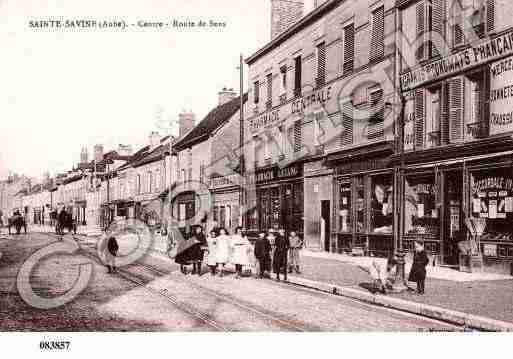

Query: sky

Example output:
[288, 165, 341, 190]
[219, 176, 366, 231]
[0, 0, 316, 180]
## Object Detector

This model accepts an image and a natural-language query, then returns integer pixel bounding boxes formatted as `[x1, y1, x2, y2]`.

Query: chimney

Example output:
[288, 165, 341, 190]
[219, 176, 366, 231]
[80, 147, 88, 164]
[271, 0, 304, 40]
[93, 144, 104, 162]
[149, 131, 161, 148]
[117, 144, 133, 156]
[218, 87, 237, 106]
[179, 111, 196, 138]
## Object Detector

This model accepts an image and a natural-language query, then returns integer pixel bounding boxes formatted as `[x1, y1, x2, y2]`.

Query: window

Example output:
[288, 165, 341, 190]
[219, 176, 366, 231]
[266, 73, 273, 109]
[155, 170, 160, 190]
[465, 68, 490, 140]
[370, 175, 394, 234]
[148, 171, 152, 193]
[279, 65, 287, 98]
[404, 175, 439, 236]
[316, 42, 326, 88]
[181, 169, 186, 182]
[200, 163, 206, 184]
[294, 56, 302, 97]
[426, 85, 442, 147]
[137, 175, 141, 194]
[339, 181, 352, 233]
[370, 6, 385, 62]
[293, 120, 302, 152]
[254, 80, 260, 104]
[452, 0, 495, 47]
[343, 23, 355, 75]
[264, 135, 271, 160]
[417, 0, 446, 61]
[368, 88, 385, 140]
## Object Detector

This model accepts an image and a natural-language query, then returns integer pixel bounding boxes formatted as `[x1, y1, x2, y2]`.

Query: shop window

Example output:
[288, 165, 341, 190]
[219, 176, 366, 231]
[338, 181, 352, 233]
[270, 187, 281, 230]
[471, 169, 513, 253]
[370, 176, 393, 234]
[404, 176, 439, 236]
[356, 177, 365, 233]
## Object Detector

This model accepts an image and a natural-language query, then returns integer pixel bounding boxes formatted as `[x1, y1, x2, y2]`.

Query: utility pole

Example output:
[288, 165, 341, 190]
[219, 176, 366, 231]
[239, 53, 245, 228]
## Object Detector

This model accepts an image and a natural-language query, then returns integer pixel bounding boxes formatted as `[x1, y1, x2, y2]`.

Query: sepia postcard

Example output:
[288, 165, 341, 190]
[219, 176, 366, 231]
[0, 0, 512, 356]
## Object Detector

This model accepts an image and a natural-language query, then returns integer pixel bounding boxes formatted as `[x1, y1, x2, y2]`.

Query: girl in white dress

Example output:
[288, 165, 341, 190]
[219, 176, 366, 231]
[215, 228, 231, 277]
[230, 227, 251, 279]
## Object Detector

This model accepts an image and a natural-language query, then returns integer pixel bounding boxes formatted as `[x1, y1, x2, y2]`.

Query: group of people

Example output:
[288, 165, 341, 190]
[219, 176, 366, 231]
[2, 210, 27, 235]
[54, 208, 77, 235]
[174, 225, 304, 281]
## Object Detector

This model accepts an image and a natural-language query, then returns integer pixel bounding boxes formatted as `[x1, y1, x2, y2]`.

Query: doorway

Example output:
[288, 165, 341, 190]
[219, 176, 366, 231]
[443, 170, 464, 266]
[321, 200, 331, 252]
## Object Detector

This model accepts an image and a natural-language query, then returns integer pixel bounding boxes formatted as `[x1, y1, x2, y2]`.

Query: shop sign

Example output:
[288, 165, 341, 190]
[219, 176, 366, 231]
[401, 30, 513, 91]
[472, 176, 513, 194]
[255, 164, 302, 184]
[335, 158, 390, 175]
[483, 244, 498, 257]
[490, 55, 513, 135]
[291, 86, 333, 114]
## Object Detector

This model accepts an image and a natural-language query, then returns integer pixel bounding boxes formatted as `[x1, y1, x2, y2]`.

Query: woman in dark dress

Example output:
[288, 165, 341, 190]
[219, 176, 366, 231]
[254, 232, 271, 278]
[273, 228, 290, 282]
[190, 225, 207, 276]
[408, 241, 430, 294]
[175, 226, 198, 275]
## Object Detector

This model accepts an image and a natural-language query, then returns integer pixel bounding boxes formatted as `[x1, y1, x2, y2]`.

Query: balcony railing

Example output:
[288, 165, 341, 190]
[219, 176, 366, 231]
[466, 122, 488, 139]
[427, 131, 441, 147]
[367, 122, 384, 140]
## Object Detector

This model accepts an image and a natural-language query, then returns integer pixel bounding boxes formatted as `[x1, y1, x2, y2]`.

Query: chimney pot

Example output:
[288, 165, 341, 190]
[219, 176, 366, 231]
[218, 87, 237, 106]
[178, 112, 196, 138]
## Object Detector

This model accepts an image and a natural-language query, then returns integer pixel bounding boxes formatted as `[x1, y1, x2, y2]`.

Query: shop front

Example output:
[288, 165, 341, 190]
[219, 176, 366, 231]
[210, 175, 240, 234]
[254, 163, 304, 235]
[327, 143, 395, 257]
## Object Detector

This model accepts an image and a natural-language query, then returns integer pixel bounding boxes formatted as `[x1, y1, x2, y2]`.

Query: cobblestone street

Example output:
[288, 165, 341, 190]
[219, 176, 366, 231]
[0, 232, 460, 331]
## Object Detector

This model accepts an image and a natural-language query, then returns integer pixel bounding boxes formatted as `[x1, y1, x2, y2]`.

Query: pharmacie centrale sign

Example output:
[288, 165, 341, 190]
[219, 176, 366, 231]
[401, 30, 513, 91]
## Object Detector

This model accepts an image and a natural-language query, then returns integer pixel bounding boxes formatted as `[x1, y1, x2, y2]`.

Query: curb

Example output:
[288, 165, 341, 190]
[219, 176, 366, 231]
[286, 275, 513, 332]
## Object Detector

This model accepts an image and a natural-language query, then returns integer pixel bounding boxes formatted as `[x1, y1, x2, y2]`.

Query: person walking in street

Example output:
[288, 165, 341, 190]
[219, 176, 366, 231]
[100, 235, 119, 274]
[57, 208, 67, 235]
[408, 241, 429, 295]
[190, 225, 207, 276]
[206, 230, 218, 276]
[215, 228, 230, 277]
[254, 231, 271, 279]
[230, 227, 251, 279]
[273, 228, 289, 282]
[288, 231, 303, 274]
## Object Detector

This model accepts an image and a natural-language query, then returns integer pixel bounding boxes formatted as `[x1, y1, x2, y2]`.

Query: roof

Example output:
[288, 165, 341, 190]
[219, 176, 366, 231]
[174, 94, 247, 152]
[245, 0, 343, 65]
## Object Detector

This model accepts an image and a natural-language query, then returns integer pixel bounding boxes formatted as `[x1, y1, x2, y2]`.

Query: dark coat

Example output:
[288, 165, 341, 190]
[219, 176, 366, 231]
[408, 250, 429, 282]
[273, 234, 289, 273]
[190, 232, 207, 262]
[254, 237, 272, 272]
[107, 237, 119, 256]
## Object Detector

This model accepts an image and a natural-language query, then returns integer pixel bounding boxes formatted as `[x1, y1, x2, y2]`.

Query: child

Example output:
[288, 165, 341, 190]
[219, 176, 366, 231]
[369, 254, 397, 294]
[205, 230, 218, 276]
[408, 241, 429, 295]
[288, 231, 303, 274]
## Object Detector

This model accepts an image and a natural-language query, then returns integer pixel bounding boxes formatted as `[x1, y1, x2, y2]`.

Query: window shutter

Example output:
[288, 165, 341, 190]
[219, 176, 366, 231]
[431, 0, 445, 57]
[487, 0, 495, 33]
[266, 73, 273, 108]
[453, 4, 464, 47]
[415, 89, 425, 149]
[294, 56, 302, 96]
[482, 66, 491, 136]
[370, 6, 385, 63]
[440, 82, 450, 145]
[449, 77, 464, 142]
[254, 81, 260, 104]
[317, 42, 326, 87]
[343, 23, 355, 75]
[294, 120, 302, 152]
[416, 1, 426, 61]
[341, 102, 353, 146]
[368, 89, 384, 140]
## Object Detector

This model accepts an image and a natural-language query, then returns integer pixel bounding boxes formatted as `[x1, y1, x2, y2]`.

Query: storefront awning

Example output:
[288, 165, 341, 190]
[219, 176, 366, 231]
[325, 141, 394, 164]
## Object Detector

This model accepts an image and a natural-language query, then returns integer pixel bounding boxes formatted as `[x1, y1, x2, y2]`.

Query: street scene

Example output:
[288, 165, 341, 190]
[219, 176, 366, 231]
[2, 0, 513, 335]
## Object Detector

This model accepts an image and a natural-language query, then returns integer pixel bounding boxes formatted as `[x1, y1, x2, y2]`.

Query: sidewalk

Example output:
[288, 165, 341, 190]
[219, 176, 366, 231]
[289, 251, 513, 330]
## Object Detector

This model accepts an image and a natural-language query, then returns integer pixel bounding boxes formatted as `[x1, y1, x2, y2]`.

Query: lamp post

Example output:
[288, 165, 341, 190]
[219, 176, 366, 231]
[238, 53, 245, 228]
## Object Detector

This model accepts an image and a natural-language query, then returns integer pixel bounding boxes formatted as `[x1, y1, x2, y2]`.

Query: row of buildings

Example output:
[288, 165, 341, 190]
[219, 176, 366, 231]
[2, 0, 513, 274]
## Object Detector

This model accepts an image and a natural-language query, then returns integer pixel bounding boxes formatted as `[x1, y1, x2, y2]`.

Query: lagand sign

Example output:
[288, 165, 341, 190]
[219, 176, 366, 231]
[400, 30, 513, 91]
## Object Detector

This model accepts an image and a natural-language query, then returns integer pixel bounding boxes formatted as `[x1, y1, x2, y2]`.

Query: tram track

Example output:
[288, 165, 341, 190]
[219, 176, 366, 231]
[38, 232, 310, 331]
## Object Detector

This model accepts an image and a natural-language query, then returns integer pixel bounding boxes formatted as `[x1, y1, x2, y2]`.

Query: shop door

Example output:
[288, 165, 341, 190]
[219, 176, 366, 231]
[282, 184, 293, 232]
[321, 200, 331, 252]
[443, 171, 464, 266]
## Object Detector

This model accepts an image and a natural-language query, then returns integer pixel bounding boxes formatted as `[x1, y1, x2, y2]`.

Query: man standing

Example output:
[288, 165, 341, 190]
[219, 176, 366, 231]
[254, 232, 271, 279]
[273, 228, 289, 282]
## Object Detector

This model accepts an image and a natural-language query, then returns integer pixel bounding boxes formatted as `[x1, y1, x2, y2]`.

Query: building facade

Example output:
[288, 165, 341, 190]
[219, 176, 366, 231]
[245, 0, 398, 255]
[396, 0, 513, 273]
